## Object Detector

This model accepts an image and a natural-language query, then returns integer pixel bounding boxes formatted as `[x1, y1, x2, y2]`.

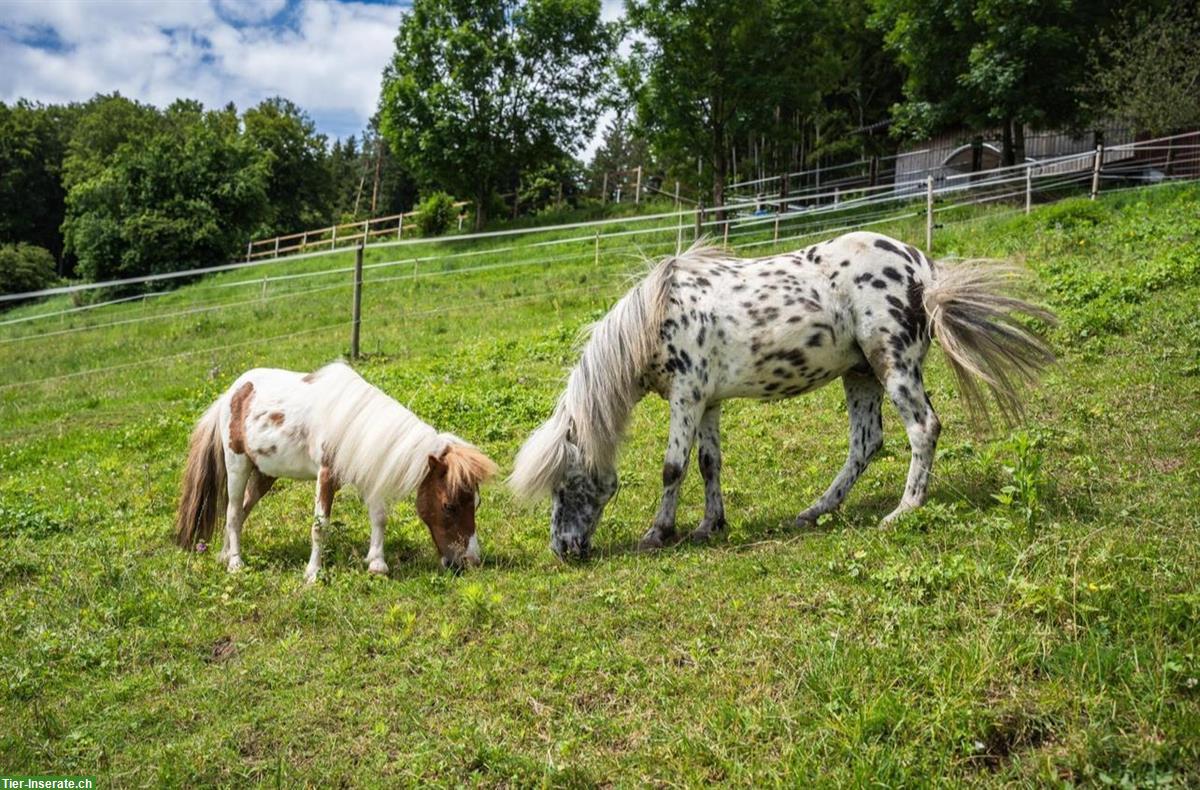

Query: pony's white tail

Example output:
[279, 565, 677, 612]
[509, 246, 685, 502]
[925, 259, 1057, 426]
[175, 401, 227, 548]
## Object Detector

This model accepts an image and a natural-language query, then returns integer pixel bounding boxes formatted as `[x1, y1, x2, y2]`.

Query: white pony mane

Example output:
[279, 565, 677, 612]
[509, 240, 731, 502]
[310, 363, 480, 504]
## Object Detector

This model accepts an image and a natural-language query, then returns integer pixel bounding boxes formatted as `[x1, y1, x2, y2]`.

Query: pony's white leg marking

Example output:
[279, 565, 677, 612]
[365, 499, 389, 576]
[639, 397, 703, 550]
[796, 373, 884, 527]
[690, 404, 727, 543]
[220, 455, 252, 572]
[880, 371, 941, 524]
[306, 466, 337, 584]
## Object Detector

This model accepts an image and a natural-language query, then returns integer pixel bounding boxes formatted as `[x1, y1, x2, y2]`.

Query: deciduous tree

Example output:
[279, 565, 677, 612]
[379, 0, 615, 230]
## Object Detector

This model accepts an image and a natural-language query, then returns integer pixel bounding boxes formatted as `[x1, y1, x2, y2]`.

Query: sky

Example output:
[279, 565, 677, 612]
[0, 0, 624, 151]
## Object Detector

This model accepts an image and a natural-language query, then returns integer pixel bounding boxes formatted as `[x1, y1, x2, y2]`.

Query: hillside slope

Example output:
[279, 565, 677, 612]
[1, 184, 1198, 785]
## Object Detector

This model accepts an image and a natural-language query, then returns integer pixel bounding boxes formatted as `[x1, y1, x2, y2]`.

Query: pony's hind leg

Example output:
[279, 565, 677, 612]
[880, 368, 941, 524]
[219, 454, 253, 572]
[242, 471, 276, 515]
[365, 500, 389, 576]
[796, 372, 884, 528]
[690, 404, 727, 543]
[638, 397, 704, 551]
[306, 466, 339, 584]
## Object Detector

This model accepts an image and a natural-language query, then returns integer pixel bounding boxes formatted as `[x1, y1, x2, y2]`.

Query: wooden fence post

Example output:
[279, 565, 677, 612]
[634, 166, 642, 205]
[350, 242, 364, 360]
[601, 171, 608, 204]
[925, 175, 934, 252]
[1025, 165, 1033, 214]
[246, 241, 252, 262]
[594, 230, 600, 267]
[694, 198, 704, 240]
[1090, 144, 1103, 201]
[398, 214, 404, 240]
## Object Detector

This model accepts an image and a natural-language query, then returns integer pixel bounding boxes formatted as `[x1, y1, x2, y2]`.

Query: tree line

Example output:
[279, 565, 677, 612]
[2, 0, 1197, 299]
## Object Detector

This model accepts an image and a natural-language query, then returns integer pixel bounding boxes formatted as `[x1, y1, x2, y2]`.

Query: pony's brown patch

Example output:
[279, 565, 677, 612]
[228, 381, 255, 455]
[318, 465, 338, 515]
[268, 411, 285, 426]
[302, 371, 319, 384]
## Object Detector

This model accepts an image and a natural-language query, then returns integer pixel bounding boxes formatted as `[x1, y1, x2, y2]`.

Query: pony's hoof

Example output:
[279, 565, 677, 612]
[226, 556, 245, 573]
[637, 530, 672, 552]
[303, 568, 319, 584]
[795, 512, 819, 529]
[367, 560, 389, 576]
[690, 519, 726, 544]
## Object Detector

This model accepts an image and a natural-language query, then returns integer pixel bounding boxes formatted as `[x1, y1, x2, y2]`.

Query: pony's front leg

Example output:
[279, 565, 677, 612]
[305, 466, 338, 584]
[690, 403, 727, 543]
[365, 500, 390, 576]
[219, 456, 252, 572]
[638, 397, 703, 551]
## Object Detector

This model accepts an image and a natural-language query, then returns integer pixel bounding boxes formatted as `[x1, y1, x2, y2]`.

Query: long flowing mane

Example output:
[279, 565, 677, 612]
[312, 363, 493, 503]
[508, 242, 729, 502]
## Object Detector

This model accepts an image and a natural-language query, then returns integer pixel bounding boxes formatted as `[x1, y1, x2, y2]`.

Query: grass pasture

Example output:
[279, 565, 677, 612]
[1, 185, 1199, 785]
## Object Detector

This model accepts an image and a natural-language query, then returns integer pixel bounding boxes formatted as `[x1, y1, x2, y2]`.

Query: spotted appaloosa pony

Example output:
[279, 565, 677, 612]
[176, 362, 497, 580]
[510, 232, 1055, 560]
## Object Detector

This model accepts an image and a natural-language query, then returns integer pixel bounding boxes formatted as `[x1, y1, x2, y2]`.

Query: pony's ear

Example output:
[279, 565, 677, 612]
[427, 453, 447, 474]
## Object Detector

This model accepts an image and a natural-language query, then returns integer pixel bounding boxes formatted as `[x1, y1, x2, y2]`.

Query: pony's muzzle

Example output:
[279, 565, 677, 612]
[550, 535, 591, 562]
[442, 535, 482, 570]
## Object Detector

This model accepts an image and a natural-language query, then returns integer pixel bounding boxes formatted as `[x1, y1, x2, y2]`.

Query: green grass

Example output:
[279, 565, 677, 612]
[1, 184, 1198, 786]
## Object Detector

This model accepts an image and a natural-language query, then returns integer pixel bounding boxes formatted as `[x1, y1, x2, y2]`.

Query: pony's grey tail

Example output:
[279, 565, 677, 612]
[508, 243, 691, 502]
[924, 259, 1057, 427]
[175, 401, 227, 548]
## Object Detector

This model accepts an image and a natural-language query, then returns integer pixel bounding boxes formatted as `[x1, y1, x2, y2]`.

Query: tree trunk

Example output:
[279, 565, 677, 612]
[1013, 121, 1026, 166]
[1001, 118, 1015, 167]
[473, 184, 488, 232]
[713, 128, 727, 222]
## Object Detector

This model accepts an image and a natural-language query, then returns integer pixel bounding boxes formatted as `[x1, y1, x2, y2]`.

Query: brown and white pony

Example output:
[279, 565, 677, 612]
[176, 362, 498, 580]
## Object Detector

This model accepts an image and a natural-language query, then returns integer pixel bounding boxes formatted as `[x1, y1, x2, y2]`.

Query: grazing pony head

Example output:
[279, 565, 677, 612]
[509, 411, 619, 561]
[509, 248, 685, 560]
[416, 442, 498, 569]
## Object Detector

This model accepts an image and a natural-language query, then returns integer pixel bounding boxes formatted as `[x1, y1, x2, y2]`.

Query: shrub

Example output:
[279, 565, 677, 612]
[0, 243, 58, 302]
[416, 191, 458, 237]
[1039, 197, 1108, 231]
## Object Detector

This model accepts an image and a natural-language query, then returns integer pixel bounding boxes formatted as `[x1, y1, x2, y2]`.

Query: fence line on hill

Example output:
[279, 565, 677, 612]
[1, 133, 1198, 394]
[5, 131, 1195, 314]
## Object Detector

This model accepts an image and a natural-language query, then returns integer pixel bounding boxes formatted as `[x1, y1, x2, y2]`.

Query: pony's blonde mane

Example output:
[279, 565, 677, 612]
[311, 363, 491, 504]
[509, 241, 731, 502]
[441, 442, 499, 497]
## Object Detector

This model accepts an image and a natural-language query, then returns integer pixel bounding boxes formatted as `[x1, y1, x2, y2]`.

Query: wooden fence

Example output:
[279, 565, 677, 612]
[244, 203, 470, 261]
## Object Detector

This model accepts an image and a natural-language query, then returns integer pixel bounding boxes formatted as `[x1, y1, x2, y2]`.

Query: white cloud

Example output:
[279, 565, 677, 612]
[0, 0, 407, 139]
[214, 0, 289, 25]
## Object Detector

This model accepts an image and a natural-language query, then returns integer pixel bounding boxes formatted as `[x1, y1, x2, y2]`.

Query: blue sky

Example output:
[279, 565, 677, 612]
[0, 0, 624, 148]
